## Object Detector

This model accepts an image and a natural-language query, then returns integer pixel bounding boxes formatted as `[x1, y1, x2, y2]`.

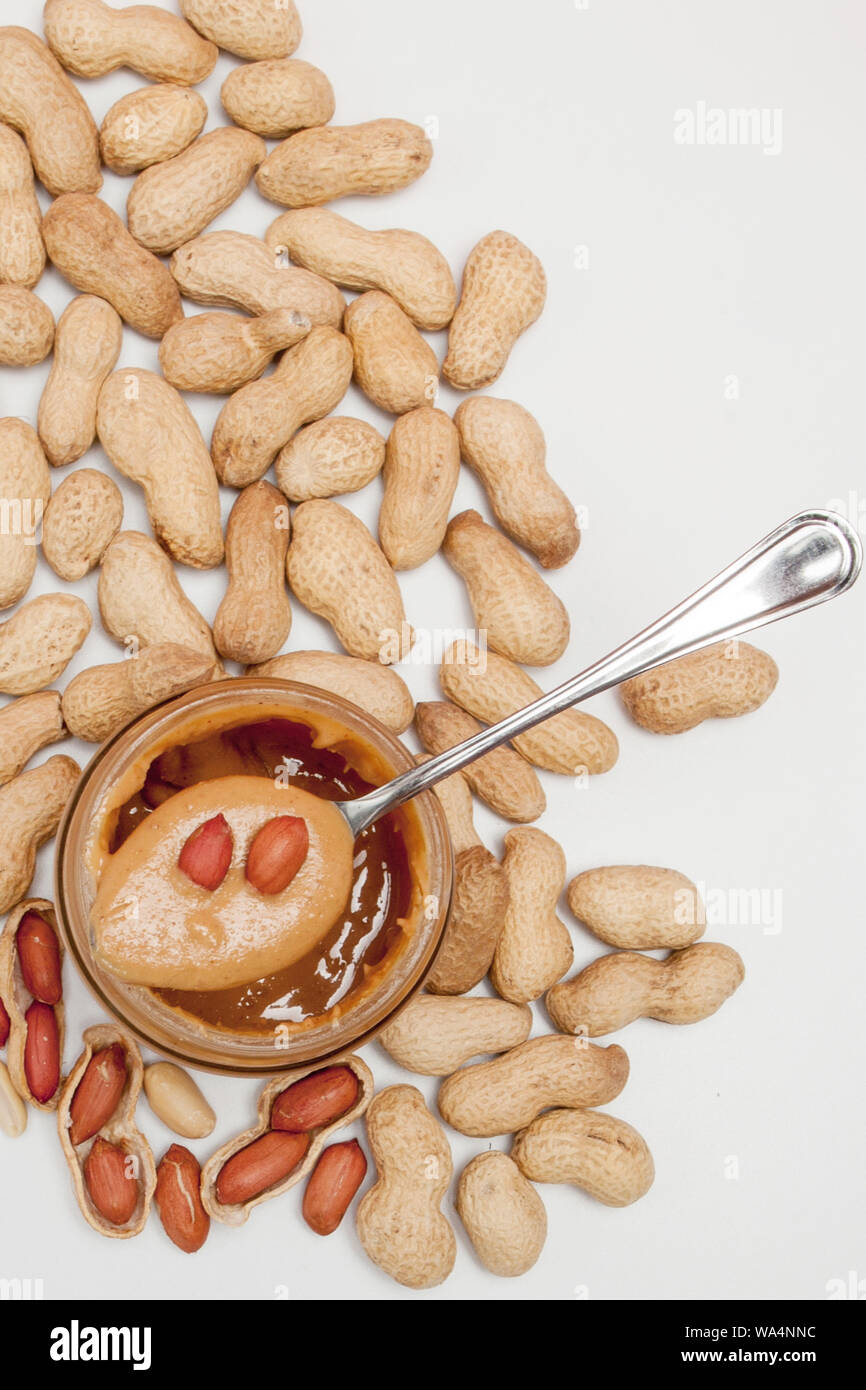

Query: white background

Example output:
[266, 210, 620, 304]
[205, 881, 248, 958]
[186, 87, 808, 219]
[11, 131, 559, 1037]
[2, 0, 865, 1302]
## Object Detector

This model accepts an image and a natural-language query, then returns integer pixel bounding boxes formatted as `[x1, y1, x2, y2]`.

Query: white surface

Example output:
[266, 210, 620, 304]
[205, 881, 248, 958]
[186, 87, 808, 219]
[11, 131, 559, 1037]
[2, 0, 865, 1302]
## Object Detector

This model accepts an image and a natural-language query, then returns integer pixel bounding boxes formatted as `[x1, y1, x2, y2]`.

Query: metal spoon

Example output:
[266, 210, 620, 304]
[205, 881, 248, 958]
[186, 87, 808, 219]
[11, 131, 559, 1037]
[338, 509, 862, 837]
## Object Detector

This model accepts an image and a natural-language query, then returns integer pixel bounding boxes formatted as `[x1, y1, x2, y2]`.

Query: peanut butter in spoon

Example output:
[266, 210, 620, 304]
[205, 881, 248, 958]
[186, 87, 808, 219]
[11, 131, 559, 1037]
[91, 775, 355, 991]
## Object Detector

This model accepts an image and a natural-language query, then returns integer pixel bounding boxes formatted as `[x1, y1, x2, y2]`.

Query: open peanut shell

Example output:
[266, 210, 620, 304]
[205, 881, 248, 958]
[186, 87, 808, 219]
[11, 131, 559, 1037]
[201, 1053, 373, 1227]
[0, 900, 66, 1111]
[57, 1023, 156, 1240]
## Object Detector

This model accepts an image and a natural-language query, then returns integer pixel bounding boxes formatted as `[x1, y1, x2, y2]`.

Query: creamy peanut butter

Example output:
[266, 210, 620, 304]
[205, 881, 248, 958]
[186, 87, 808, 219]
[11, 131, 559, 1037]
[92, 774, 355, 991]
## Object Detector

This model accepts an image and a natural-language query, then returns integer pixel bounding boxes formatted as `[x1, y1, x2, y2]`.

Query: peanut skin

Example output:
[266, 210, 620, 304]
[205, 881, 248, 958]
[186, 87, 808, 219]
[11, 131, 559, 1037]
[275, 418, 386, 502]
[212, 326, 353, 488]
[567, 866, 705, 950]
[170, 230, 345, 327]
[287, 500, 408, 663]
[0, 287, 54, 366]
[266, 208, 456, 330]
[41, 469, 123, 582]
[379, 407, 460, 569]
[546, 943, 745, 1037]
[0, 693, 65, 788]
[440, 639, 618, 776]
[127, 128, 266, 257]
[248, 650, 413, 734]
[437, 1035, 629, 1138]
[0, 28, 101, 195]
[620, 641, 779, 733]
[457, 1152, 547, 1278]
[159, 308, 310, 395]
[181, 0, 302, 61]
[491, 828, 574, 1004]
[0, 418, 51, 609]
[443, 510, 569, 666]
[222, 59, 334, 139]
[44, 0, 217, 83]
[378, 995, 532, 1076]
[256, 119, 433, 208]
[444, 231, 547, 390]
[97, 370, 223, 570]
[214, 482, 292, 665]
[37, 296, 123, 467]
[344, 291, 439, 416]
[0, 125, 45, 288]
[512, 1108, 654, 1207]
[43, 194, 183, 339]
[356, 1085, 456, 1290]
[415, 700, 545, 823]
[455, 396, 580, 567]
[99, 84, 207, 175]
[0, 594, 91, 695]
[98, 531, 220, 667]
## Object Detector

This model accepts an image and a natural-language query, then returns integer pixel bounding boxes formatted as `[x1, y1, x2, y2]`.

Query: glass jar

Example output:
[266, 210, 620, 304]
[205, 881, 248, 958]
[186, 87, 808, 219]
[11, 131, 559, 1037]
[55, 678, 453, 1074]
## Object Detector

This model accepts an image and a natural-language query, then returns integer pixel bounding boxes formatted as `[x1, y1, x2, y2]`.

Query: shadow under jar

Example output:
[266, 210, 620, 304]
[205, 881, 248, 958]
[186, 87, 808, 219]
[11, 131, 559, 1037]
[55, 680, 453, 1074]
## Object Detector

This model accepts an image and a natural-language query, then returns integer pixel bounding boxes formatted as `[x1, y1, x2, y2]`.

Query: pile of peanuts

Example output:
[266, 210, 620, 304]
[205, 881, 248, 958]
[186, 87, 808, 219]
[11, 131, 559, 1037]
[0, 0, 782, 1287]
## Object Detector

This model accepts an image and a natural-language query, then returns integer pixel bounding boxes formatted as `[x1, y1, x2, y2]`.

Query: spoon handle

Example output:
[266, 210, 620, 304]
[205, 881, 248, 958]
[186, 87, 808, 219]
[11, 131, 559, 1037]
[343, 509, 861, 836]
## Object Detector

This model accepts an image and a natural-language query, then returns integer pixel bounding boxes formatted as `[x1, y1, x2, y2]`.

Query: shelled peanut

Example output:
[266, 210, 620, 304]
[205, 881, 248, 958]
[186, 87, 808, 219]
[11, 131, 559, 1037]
[155, 1144, 210, 1253]
[57, 1024, 156, 1238]
[201, 1059, 372, 1226]
[144, 1062, 215, 1139]
[0, 901, 65, 1109]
